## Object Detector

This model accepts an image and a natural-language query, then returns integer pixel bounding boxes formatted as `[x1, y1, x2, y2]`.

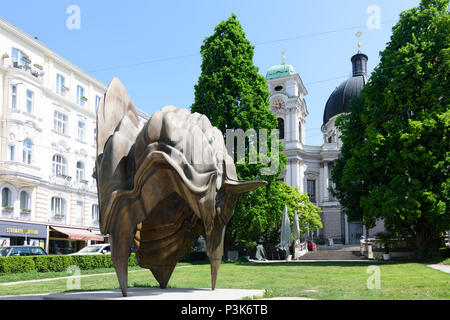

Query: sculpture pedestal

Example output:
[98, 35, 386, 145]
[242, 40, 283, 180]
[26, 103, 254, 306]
[41, 288, 265, 300]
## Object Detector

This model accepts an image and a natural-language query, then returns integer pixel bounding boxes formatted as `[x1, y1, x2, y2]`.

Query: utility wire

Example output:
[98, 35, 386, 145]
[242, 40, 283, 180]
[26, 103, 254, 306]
[88, 20, 398, 73]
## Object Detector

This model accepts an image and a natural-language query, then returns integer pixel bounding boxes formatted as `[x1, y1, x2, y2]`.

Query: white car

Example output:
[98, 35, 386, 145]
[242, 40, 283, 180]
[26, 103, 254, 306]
[69, 244, 111, 255]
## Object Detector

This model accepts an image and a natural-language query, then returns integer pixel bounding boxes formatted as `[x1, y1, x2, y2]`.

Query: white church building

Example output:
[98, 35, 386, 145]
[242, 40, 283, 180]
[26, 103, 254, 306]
[266, 51, 384, 244]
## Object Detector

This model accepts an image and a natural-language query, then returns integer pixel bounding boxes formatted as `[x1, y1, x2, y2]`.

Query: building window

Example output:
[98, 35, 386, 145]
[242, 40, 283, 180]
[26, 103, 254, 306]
[77, 121, 85, 142]
[53, 111, 68, 134]
[20, 191, 31, 211]
[91, 204, 99, 222]
[278, 118, 285, 140]
[10, 84, 17, 109]
[95, 95, 101, 111]
[11, 48, 29, 68]
[52, 154, 67, 176]
[56, 74, 65, 96]
[76, 161, 85, 182]
[2, 188, 12, 208]
[26, 90, 34, 114]
[93, 128, 97, 146]
[8, 145, 15, 161]
[77, 85, 85, 106]
[76, 201, 84, 226]
[51, 197, 66, 217]
[307, 180, 316, 203]
[22, 139, 33, 165]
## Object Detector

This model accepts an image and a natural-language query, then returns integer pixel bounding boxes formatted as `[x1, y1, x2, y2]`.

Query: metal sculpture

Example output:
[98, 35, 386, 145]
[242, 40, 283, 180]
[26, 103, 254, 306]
[95, 78, 266, 297]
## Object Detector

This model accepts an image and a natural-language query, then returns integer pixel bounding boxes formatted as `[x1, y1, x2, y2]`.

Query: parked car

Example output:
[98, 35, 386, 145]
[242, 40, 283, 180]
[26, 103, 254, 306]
[0, 246, 48, 257]
[69, 244, 110, 255]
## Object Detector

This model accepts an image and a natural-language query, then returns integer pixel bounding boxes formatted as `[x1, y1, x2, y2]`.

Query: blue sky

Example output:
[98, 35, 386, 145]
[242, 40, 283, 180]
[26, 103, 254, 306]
[1, 0, 420, 145]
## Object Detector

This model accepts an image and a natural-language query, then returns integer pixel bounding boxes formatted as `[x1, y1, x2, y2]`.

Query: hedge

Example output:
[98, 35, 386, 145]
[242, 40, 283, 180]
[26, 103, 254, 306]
[0, 251, 207, 274]
[180, 251, 207, 262]
[0, 254, 138, 274]
[439, 247, 450, 258]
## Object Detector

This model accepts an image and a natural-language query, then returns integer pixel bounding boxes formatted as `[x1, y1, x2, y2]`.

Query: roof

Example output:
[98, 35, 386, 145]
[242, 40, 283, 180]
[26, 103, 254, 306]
[266, 63, 296, 80]
[323, 52, 369, 125]
[323, 75, 367, 124]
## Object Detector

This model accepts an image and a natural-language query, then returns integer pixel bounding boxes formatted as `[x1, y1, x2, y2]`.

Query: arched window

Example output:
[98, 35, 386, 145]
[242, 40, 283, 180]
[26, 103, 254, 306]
[278, 118, 285, 140]
[22, 139, 33, 165]
[52, 155, 67, 176]
[91, 204, 99, 222]
[51, 197, 66, 217]
[20, 191, 31, 210]
[2, 188, 12, 208]
[76, 161, 85, 181]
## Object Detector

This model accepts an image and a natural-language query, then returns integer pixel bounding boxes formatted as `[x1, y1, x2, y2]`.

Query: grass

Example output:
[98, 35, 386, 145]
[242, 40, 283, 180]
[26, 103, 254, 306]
[0, 259, 448, 299]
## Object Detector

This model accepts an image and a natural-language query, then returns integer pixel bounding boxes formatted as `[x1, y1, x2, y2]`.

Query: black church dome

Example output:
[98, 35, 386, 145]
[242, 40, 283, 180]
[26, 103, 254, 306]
[323, 53, 368, 125]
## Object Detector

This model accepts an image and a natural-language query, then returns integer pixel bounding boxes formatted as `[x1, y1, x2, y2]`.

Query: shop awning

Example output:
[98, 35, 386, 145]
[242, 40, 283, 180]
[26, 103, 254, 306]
[50, 226, 104, 241]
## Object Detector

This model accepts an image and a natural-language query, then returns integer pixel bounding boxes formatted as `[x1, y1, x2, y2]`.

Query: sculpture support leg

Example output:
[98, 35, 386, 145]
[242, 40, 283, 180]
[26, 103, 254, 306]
[205, 225, 226, 291]
[209, 257, 221, 291]
[113, 256, 129, 297]
[150, 263, 176, 289]
[110, 234, 132, 297]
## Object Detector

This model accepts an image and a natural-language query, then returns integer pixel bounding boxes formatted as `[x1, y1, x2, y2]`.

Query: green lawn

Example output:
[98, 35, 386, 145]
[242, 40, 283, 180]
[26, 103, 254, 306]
[0, 261, 448, 300]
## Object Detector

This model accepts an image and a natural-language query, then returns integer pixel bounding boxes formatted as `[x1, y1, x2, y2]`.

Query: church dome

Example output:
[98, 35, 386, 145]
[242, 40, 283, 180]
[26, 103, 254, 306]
[266, 63, 296, 80]
[323, 53, 368, 125]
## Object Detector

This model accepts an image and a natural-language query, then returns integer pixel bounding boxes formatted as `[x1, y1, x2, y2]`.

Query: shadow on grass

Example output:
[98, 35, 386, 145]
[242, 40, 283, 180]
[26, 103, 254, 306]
[176, 255, 450, 268]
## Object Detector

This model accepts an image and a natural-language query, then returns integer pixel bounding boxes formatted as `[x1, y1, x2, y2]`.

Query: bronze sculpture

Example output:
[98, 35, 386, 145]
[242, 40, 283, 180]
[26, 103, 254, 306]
[95, 78, 266, 297]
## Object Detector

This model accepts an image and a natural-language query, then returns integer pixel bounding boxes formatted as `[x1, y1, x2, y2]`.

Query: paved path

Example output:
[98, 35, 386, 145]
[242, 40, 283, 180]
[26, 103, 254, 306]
[0, 266, 193, 287]
[0, 287, 265, 300]
[249, 259, 376, 263]
[427, 264, 450, 274]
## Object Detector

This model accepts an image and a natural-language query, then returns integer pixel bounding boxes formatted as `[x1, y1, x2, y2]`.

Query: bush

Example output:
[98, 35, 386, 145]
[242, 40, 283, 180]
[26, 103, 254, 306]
[0, 253, 138, 274]
[180, 251, 207, 262]
[0, 256, 35, 274]
[439, 247, 450, 258]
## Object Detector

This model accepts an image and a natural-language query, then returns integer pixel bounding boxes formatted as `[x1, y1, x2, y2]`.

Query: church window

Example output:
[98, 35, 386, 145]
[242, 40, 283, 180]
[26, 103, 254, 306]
[274, 85, 283, 92]
[278, 118, 285, 139]
[307, 180, 316, 203]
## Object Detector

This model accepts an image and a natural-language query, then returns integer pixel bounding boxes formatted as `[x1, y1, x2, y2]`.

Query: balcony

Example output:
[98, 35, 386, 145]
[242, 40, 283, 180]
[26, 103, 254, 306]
[10, 61, 45, 80]
[50, 214, 66, 224]
[20, 209, 32, 221]
[1, 206, 14, 218]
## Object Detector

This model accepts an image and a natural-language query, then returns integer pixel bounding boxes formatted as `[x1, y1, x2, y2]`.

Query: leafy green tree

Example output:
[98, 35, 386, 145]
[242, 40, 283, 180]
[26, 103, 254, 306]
[265, 182, 323, 243]
[191, 14, 293, 249]
[332, 0, 450, 259]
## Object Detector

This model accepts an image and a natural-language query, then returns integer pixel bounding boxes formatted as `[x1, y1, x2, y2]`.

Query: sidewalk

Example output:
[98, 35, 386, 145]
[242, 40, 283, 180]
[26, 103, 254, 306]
[0, 287, 265, 300]
[426, 264, 450, 274]
[0, 266, 193, 287]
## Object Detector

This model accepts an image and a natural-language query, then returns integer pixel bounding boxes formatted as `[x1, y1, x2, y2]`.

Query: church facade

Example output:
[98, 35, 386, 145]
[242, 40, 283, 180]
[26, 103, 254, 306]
[266, 51, 384, 245]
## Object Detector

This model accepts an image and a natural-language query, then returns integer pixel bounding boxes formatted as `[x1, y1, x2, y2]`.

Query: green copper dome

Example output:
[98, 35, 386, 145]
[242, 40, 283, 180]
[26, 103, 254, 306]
[266, 63, 296, 79]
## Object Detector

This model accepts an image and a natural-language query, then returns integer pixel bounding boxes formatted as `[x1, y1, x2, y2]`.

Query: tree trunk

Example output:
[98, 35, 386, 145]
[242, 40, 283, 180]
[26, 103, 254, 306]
[415, 231, 427, 261]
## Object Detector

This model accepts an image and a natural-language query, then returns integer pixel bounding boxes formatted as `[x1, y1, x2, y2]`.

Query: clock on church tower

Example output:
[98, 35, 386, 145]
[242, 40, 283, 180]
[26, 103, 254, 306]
[266, 54, 308, 147]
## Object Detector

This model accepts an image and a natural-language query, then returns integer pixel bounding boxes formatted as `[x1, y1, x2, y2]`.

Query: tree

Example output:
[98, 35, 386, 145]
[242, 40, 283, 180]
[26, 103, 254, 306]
[191, 14, 289, 249]
[332, 0, 450, 259]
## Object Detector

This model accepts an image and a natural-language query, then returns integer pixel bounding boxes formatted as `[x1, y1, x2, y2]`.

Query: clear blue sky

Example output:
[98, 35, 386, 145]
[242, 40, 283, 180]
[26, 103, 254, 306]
[1, 0, 420, 146]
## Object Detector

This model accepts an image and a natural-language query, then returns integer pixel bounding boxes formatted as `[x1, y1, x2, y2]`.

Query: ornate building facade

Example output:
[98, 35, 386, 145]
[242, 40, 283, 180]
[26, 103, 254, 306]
[266, 51, 384, 244]
[0, 18, 149, 254]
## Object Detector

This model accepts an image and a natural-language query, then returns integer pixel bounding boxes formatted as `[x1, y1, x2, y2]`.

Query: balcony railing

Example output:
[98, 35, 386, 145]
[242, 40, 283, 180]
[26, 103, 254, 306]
[10, 61, 44, 80]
